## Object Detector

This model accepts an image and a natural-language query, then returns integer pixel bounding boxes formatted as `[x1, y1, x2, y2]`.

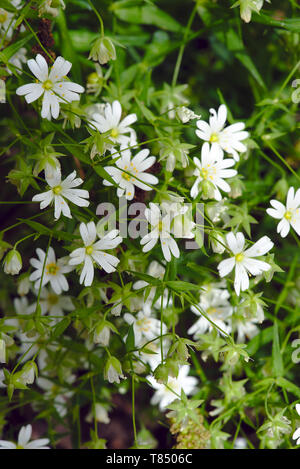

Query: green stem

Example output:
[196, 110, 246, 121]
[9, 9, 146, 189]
[172, 5, 197, 87]
[131, 371, 138, 448]
[88, 0, 105, 36]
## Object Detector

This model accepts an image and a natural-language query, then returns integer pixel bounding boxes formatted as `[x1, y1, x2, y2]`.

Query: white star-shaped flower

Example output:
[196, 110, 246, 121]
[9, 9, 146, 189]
[266, 186, 300, 238]
[196, 104, 249, 161]
[32, 168, 89, 219]
[147, 365, 198, 410]
[0, 424, 50, 449]
[140, 203, 180, 262]
[69, 221, 122, 286]
[292, 404, 300, 445]
[124, 304, 167, 347]
[217, 232, 274, 296]
[190, 142, 237, 200]
[90, 100, 137, 146]
[188, 284, 233, 337]
[29, 247, 72, 294]
[16, 54, 84, 119]
[103, 148, 158, 200]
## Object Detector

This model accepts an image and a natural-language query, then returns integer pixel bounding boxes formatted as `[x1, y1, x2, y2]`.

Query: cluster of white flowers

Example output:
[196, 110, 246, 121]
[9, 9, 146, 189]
[2, 14, 298, 440]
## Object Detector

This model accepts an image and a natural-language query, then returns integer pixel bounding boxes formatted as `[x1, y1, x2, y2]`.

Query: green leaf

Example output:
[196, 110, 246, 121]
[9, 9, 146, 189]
[112, 3, 183, 32]
[165, 280, 199, 292]
[252, 13, 300, 32]
[126, 323, 135, 352]
[276, 377, 300, 398]
[0, 1, 17, 12]
[272, 321, 284, 378]
[51, 318, 71, 340]
[0, 35, 33, 63]
[20, 219, 77, 242]
[225, 29, 266, 90]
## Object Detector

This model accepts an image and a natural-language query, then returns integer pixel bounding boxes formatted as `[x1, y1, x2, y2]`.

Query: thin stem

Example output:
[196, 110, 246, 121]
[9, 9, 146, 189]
[172, 5, 197, 87]
[131, 371, 138, 448]
[88, 0, 105, 36]
[266, 141, 300, 182]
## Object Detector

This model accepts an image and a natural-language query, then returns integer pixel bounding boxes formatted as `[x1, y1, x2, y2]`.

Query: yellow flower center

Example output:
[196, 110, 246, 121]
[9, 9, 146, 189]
[137, 318, 151, 332]
[209, 133, 219, 143]
[207, 307, 217, 316]
[200, 168, 209, 180]
[110, 128, 119, 138]
[46, 263, 59, 276]
[16, 445, 24, 449]
[284, 210, 292, 220]
[43, 79, 53, 90]
[235, 253, 244, 263]
[86, 245, 93, 255]
[158, 220, 163, 232]
[53, 185, 62, 195]
[0, 11, 8, 23]
[122, 171, 131, 181]
[48, 293, 58, 305]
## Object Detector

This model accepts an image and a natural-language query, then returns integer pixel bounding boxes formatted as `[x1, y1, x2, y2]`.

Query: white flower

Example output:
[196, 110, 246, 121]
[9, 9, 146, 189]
[234, 437, 248, 449]
[37, 375, 74, 417]
[188, 284, 233, 337]
[3, 249, 22, 275]
[0, 1, 23, 39]
[141, 203, 180, 263]
[292, 404, 300, 445]
[32, 168, 89, 219]
[217, 232, 274, 296]
[14, 296, 31, 315]
[104, 356, 125, 384]
[93, 322, 111, 346]
[39, 0, 65, 17]
[103, 148, 158, 200]
[7, 48, 27, 75]
[16, 362, 36, 386]
[86, 403, 110, 424]
[171, 204, 195, 239]
[90, 100, 137, 146]
[190, 142, 237, 201]
[16, 54, 84, 120]
[138, 338, 170, 371]
[266, 187, 300, 238]
[89, 36, 116, 65]
[69, 222, 122, 286]
[196, 105, 249, 161]
[232, 315, 260, 343]
[28, 287, 74, 323]
[0, 339, 6, 363]
[147, 365, 198, 410]
[17, 276, 30, 296]
[0, 424, 50, 449]
[133, 260, 165, 290]
[29, 247, 72, 294]
[124, 305, 167, 347]
[177, 106, 201, 123]
[239, 1, 268, 23]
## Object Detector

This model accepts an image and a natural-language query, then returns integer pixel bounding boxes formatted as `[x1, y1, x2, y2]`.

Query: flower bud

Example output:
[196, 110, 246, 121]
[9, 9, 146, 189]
[104, 356, 125, 384]
[17, 275, 30, 296]
[89, 37, 116, 65]
[176, 106, 201, 123]
[210, 231, 226, 254]
[14, 361, 37, 387]
[0, 339, 6, 363]
[93, 321, 110, 346]
[3, 249, 22, 275]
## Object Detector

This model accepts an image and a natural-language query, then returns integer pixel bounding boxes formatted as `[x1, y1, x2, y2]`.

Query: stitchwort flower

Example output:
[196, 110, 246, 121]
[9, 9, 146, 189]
[16, 54, 84, 120]
[32, 168, 89, 220]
